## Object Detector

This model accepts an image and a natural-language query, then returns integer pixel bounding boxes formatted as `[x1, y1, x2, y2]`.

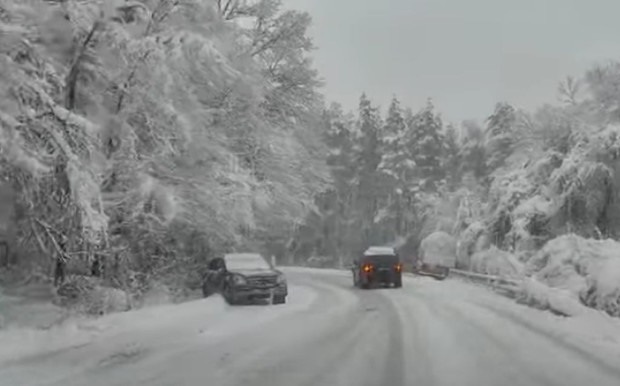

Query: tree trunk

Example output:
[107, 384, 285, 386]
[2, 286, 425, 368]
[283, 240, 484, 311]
[54, 235, 68, 287]
[0, 241, 9, 267]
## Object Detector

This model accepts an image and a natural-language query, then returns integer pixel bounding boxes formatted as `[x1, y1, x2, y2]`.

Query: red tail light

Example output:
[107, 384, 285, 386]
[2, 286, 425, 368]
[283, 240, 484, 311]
[394, 263, 402, 272]
[362, 264, 373, 273]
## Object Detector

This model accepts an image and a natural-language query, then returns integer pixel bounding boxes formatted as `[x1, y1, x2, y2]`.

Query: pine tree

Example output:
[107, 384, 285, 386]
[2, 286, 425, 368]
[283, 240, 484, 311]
[442, 123, 462, 190]
[355, 93, 385, 245]
[406, 99, 445, 192]
[380, 96, 410, 182]
[378, 96, 412, 235]
[485, 102, 517, 171]
[460, 120, 487, 180]
[324, 103, 356, 184]
[356, 93, 383, 177]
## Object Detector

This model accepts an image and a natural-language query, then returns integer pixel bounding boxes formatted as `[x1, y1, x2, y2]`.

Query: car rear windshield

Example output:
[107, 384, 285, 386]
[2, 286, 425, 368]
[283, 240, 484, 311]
[225, 254, 271, 270]
[362, 255, 399, 266]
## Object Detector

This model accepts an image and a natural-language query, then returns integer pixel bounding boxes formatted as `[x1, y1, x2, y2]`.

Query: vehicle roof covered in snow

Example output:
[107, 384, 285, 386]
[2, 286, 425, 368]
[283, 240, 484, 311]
[363, 246, 396, 256]
[223, 253, 271, 270]
[224, 253, 263, 260]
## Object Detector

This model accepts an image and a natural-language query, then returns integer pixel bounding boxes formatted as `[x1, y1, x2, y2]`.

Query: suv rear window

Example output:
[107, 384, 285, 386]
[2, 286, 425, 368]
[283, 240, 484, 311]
[362, 255, 399, 267]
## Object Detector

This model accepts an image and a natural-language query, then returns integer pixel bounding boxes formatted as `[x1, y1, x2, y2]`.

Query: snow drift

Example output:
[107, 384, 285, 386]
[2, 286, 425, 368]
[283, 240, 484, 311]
[524, 234, 620, 317]
[470, 246, 524, 277]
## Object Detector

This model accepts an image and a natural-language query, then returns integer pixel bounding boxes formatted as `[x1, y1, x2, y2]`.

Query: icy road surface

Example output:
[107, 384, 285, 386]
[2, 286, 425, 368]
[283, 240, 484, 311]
[2, 268, 620, 386]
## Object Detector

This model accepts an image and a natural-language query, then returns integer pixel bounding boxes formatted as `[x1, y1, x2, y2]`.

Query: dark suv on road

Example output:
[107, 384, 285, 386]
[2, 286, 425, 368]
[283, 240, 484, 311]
[202, 253, 288, 305]
[352, 246, 402, 289]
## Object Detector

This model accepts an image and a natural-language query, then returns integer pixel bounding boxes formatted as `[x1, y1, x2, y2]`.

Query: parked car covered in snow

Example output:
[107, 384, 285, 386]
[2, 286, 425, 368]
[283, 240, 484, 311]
[415, 232, 457, 280]
[202, 253, 288, 305]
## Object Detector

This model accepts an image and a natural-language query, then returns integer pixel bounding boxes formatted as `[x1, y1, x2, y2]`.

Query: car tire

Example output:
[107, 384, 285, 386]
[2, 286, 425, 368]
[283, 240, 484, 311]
[224, 285, 238, 305]
[202, 282, 210, 297]
[273, 295, 286, 305]
[394, 278, 402, 288]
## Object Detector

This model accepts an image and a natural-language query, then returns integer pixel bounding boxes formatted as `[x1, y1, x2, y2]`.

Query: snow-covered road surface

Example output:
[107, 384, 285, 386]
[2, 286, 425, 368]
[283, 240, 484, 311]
[2, 268, 620, 386]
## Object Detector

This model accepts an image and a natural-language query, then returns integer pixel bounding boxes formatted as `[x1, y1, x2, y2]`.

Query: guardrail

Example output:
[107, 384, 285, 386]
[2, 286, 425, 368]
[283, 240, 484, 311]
[449, 268, 522, 298]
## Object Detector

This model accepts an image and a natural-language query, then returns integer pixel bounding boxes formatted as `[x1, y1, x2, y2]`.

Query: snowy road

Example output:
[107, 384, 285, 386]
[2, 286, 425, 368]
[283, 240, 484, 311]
[2, 268, 620, 386]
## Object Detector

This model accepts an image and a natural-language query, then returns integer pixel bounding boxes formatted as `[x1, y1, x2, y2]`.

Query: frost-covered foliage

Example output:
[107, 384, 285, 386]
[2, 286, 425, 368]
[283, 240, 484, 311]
[0, 0, 328, 300]
[380, 97, 413, 187]
[419, 231, 456, 267]
[406, 100, 445, 192]
[480, 123, 619, 255]
[293, 93, 464, 265]
[442, 124, 461, 189]
[485, 102, 518, 171]
[524, 235, 620, 317]
[449, 69, 620, 315]
[517, 277, 586, 316]
[486, 151, 561, 251]
[424, 62, 620, 317]
[455, 221, 489, 269]
[470, 246, 524, 277]
[56, 275, 130, 315]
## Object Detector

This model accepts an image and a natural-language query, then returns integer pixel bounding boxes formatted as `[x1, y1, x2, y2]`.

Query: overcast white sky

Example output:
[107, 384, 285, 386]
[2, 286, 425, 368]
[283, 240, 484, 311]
[285, 0, 620, 123]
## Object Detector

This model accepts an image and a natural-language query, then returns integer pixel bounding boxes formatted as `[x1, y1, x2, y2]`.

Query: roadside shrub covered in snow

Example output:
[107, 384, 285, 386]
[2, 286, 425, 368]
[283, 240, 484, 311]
[452, 187, 485, 233]
[419, 231, 457, 267]
[470, 246, 524, 277]
[485, 151, 565, 251]
[455, 221, 489, 269]
[137, 282, 174, 308]
[525, 234, 620, 317]
[56, 275, 130, 315]
[509, 194, 555, 253]
[548, 160, 613, 238]
[516, 277, 587, 317]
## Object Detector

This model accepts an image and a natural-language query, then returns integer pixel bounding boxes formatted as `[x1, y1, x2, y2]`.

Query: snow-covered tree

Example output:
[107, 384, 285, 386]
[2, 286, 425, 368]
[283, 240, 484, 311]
[460, 119, 487, 180]
[442, 123, 462, 190]
[557, 75, 582, 106]
[380, 97, 412, 183]
[485, 102, 517, 171]
[355, 93, 387, 244]
[406, 99, 445, 192]
[376, 97, 414, 235]
[324, 103, 357, 185]
[584, 62, 620, 122]
[0, 0, 330, 291]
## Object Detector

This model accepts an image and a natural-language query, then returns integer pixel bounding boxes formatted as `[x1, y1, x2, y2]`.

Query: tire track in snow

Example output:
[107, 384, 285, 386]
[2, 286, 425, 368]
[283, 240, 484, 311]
[411, 283, 620, 386]
[472, 300, 620, 381]
[416, 291, 557, 386]
[208, 274, 406, 386]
